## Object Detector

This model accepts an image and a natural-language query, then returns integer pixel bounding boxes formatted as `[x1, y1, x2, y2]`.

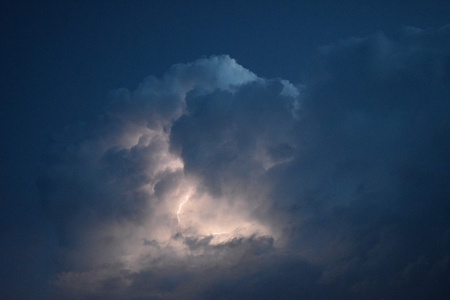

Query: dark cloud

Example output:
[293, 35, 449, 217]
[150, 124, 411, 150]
[37, 26, 450, 299]
[171, 78, 300, 197]
[272, 25, 450, 299]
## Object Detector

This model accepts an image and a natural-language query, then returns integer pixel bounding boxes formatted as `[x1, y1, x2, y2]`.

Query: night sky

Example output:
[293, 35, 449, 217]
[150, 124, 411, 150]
[1, 1, 450, 299]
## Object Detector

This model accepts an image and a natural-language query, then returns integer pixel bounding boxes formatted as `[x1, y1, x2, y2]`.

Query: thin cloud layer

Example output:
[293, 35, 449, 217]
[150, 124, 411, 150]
[39, 26, 450, 299]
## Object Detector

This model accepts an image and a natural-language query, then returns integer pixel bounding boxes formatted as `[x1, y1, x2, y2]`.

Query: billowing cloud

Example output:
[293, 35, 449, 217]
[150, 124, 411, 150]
[38, 55, 300, 299]
[39, 26, 450, 299]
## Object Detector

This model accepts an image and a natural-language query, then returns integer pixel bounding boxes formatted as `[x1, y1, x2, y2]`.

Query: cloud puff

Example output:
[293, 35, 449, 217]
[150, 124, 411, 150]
[39, 26, 450, 299]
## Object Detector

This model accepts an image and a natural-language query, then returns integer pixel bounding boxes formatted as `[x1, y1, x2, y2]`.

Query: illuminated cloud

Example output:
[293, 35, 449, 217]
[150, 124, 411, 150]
[39, 26, 450, 299]
[39, 55, 301, 298]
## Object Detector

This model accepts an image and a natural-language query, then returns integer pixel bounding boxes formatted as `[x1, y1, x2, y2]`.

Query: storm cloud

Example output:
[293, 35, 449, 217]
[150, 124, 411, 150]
[38, 26, 450, 299]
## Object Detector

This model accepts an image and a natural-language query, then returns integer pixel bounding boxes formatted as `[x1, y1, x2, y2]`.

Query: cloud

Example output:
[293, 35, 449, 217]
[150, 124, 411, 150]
[274, 25, 450, 298]
[39, 55, 301, 298]
[39, 26, 450, 299]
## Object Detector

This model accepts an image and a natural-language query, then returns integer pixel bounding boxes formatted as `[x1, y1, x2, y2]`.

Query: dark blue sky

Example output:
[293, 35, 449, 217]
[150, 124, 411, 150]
[1, 1, 450, 299]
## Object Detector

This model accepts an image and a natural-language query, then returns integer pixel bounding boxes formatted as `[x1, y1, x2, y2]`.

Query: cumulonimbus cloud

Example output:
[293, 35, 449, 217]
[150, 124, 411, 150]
[39, 55, 302, 298]
[39, 26, 450, 299]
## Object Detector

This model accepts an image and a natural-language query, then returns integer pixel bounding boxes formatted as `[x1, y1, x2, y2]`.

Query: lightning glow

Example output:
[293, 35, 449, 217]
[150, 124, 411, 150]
[212, 232, 229, 235]
[176, 193, 234, 238]
[176, 195, 189, 225]
[173, 190, 273, 246]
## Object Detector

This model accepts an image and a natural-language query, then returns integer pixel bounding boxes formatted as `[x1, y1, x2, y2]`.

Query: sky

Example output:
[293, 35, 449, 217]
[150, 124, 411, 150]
[1, 1, 450, 299]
